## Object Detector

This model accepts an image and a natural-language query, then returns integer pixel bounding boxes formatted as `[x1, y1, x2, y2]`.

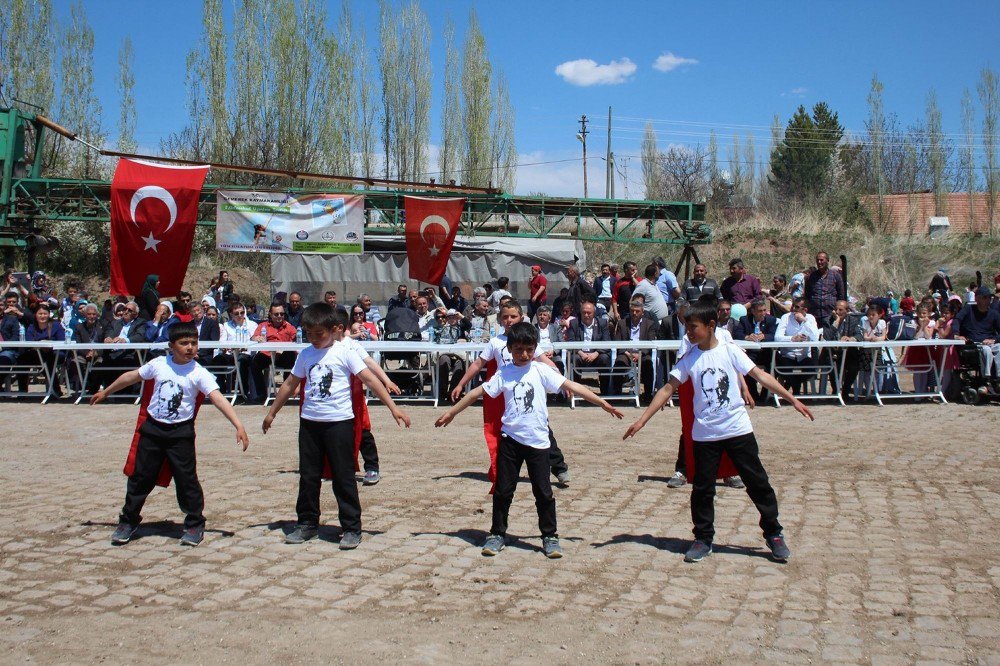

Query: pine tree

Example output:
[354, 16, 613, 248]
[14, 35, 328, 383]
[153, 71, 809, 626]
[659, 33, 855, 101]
[768, 102, 842, 201]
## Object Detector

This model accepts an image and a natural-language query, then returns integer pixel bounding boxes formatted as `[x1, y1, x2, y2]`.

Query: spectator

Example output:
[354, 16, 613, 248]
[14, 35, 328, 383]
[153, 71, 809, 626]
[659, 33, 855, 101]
[462, 286, 489, 319]
[97, 301, 148, 390]
[681, 263, 722, 303]
[901, 305, 938, 397]
[408, 289, 420, 310]
[206, 306, 220, 320]
[175, 291, 193, 313]
[189, 301, 221, 365]
[534, 306, 562, 369]
[29, 271, 57, 308]
[632, 263, 670, 324]
[435, 309, 467, 401]
[774, 296, 821, 394]
[488, 277, 512, 309]
[248, 302, 298, 403]
[735, 298, 779, 402]
[900, 289, 916, 315]
[858, 304, 889, 392]
[443, 285, 467, 316]
[59, 280, 83, 330]
[936, 300, 962, 398]
[465, 298, 496, 342]
[528, 265, 548, 320]
[555, 301, 576, 335]
[73, 303, 105, 390]
[218, 303, 254, 397]
[965, 282, 978, 305]
[410, 296, 437, 342]
[716, 300, 737, 336]
[611, 298, 658, 402]
[17, 304, 65, 395]
[824, 299, 863, 401]
[565, 301, 612, 394]
[804, 251, 845, 327]
[953, 286, 1000, 377]
[200, 295, 217, 314]
[765, 274, 792, 318]
[611, 261, 639, 321]
[551, 287, 570, 319]
[321, 290, 349, 318]
[720, 258, 762, 307]
[422, 286, 447, 311]
[566, 265, 596, 317]
[929, 268, 952, 300]
[144, 302, 174, 342]
[1, 290, 32, 341]
[387, 284, 410, 312]
[653, 256, 681, 310]
[593, 264, 617, 316]
[788, 265, 809, 299]
[349, 305, 379, 340]
[286, 291, 305, 327]
[359, 293, 382, 325]
[215, 270, 234, 310]
[887, 289, 899, 314]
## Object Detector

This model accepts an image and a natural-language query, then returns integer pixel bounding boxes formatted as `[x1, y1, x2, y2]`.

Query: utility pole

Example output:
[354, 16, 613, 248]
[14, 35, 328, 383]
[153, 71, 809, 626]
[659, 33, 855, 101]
[609, 152, 615, 199]
[605, 106, 612, 198]
[577, 114, 589, 198]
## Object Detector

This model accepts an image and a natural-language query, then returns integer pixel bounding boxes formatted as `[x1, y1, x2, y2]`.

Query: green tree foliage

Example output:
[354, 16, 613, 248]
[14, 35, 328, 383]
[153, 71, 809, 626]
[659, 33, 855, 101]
[979, 66, 999, 233]
[640, 123, 660, 200]
[768, 102, 843, 202]
[438, 17, 463, 185]
[117, 37, 136, 153]
[461, 10, 492, 188]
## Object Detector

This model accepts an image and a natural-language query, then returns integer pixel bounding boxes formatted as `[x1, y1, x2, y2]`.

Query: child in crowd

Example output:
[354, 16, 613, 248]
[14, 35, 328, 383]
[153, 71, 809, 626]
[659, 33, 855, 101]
[91, 322, 250, 547]
[437, 322, 623, 558]
[451, 300, 571, 486]
[623, 302, 814, 563]
[262, 303, 410, 549]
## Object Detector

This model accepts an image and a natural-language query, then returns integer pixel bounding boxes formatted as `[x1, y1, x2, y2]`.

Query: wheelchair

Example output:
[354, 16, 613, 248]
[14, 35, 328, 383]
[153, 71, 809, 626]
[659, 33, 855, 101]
[956, 342, 1000, 405]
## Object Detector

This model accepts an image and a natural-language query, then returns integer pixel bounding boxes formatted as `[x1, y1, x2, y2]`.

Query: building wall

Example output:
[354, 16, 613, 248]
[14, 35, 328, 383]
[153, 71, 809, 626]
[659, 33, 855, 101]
[860, 193, 995, 234]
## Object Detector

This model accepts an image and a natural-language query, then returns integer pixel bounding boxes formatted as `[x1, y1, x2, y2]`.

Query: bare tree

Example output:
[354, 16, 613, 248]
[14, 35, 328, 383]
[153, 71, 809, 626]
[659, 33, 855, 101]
[960, 89, 977, 232]
[979, 66, 999, 234]
[658, 145, 710, 202]
[490, 71, 517, 192]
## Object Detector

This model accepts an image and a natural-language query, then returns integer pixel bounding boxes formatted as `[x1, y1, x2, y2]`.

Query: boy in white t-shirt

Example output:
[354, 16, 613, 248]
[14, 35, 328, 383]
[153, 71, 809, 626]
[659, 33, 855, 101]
[263, 303, 410, 550]
[437, 322, 623, 558]
[624, 302, 814, 563]
[91, 322, 250, 547]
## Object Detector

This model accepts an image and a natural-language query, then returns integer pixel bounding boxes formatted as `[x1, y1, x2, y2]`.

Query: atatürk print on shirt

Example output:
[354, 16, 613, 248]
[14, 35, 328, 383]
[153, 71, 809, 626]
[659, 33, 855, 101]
[153, 380, 184, 419]
[510, 381, 535, 414]
[698, 368, 731, 412]
[307, 364, 335, 400]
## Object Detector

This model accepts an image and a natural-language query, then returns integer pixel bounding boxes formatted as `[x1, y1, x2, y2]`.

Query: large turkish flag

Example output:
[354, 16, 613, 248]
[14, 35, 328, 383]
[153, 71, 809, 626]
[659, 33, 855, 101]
[109, 158, 209, 296]
[404, 196, 465, 285]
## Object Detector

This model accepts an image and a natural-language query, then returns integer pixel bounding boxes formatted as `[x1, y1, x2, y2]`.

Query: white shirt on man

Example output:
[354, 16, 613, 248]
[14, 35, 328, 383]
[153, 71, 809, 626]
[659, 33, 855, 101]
[775, 312, 820, 360]
[138, 356, 219, 424]
[482, 361, 566, 448]
[678, 326, 734, 359]
[670, 342, 756, 442]
[292, 343, 367, 422]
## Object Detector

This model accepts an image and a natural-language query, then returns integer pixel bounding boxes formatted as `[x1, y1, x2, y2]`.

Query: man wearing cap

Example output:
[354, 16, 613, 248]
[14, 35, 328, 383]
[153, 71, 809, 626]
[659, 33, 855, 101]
[954, 286, 1000, 378]
[528, 265, 547, 320]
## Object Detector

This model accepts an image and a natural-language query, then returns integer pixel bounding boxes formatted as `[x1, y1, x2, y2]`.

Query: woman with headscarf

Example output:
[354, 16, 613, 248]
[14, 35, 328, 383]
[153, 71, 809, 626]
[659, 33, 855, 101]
[138, 274, 161, 321]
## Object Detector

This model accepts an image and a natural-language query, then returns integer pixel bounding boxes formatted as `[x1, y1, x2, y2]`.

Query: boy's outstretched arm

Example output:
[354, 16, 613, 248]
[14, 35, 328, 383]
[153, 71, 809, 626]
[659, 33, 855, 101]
[450, 356, 485, 402]
[362, 356, 401, 394]
[89, 369, 142, 404]
[262, 374, 302, 433]
[357, 368, 410, 428]
[623, 377, 680, 440]
[559, 379, 624, 419]
[207, 389, 250, 450]
[748, 367, 814, 421]
[436, 385, 485, 427]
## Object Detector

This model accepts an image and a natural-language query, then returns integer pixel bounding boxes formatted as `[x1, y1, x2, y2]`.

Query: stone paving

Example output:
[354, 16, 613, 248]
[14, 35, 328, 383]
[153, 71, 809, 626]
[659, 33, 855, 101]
[0, 403, 998, 663]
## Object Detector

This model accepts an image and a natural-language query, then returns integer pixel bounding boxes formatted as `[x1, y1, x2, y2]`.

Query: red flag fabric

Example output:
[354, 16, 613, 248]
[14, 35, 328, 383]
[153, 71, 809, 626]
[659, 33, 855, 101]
[482, 359, 503, 494]
[123, 379, 204, 488]
[679, 380, 737, 480]
[110, 158, 209, 297]
[404, 196, 465, 285]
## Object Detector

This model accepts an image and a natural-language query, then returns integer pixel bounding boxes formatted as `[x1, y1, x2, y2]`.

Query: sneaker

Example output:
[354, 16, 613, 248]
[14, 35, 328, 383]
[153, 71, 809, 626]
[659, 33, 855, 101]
[481, 534, 506, 556]
[363, 470, 381, 486]
[179, 527, 204, 547]
[684, 539, 713, 563]
[542, 536, 563, 559]
[724, 475, 745, 489]
[339, 531, 362, 550]
[765, 534, 792, 562]
[284, 524, 319, 544]
[110, 522, 138, 545]
[667, 471, 687, 488]
[555, 470, 571, 486]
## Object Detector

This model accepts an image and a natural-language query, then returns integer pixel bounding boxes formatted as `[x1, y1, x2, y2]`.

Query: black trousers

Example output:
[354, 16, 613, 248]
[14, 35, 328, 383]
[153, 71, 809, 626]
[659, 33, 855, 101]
[249, 351, 296, 402]
[574, 352, 612, 394]
[491, 433, 557, 538]
[691, 432, 782, 542]
[547, 428, 568, 476]
[120, 417, 205, 529]
[674, 434, 686, 476]
[839, 350, 861, 401]
[611, 352, 654, 401]
[296, 418, 361, 532]
[360, 428, 379, 472]
[776, 355, 814, 394]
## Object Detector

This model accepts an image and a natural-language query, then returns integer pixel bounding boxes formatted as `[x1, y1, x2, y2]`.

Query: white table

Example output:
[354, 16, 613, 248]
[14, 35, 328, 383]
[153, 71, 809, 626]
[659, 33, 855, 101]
[0, 340, 62, 403]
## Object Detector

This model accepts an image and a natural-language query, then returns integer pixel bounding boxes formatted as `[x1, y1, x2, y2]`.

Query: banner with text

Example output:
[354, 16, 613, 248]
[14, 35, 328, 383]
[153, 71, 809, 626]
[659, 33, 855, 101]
[216, 190, 364, 254]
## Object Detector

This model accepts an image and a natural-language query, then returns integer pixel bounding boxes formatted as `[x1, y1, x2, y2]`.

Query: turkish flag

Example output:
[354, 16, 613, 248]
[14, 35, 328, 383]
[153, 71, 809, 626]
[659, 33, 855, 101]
[404, 196, 464, 285]
[110, 158, 209, 297]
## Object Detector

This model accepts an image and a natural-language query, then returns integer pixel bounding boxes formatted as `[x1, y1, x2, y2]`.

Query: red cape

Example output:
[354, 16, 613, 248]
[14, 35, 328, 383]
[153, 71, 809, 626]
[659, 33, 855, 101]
[123, 379, 204, 487]
[482, 359, 503, 494]
[679, 380, 737, 480]
[309, 375, 368, 480]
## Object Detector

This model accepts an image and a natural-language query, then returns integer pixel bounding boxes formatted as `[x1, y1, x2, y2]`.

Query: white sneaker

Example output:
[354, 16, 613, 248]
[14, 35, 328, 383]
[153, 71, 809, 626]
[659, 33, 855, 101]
[666, 471, 687, 488]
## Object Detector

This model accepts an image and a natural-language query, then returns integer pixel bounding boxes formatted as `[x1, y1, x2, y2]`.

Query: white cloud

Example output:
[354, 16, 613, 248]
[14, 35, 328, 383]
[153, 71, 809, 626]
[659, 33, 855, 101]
[781, 87, 808, 98]
[554, 58, 637, 86]
[652, 52, 698, 72]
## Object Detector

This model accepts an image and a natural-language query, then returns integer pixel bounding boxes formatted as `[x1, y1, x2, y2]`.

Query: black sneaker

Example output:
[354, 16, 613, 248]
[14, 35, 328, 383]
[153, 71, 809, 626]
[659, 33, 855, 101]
[542, 536, 563, 559]
[481, 534, 506, 556]
[765, 534, 791, 562]
[684, 539, 712, 562]
[285, 524, 319, 544]
[110, 522, 138, 545]
[724, 475, 745, 489]
[339, 531, 362, 550]
[179, 527, 204, 547]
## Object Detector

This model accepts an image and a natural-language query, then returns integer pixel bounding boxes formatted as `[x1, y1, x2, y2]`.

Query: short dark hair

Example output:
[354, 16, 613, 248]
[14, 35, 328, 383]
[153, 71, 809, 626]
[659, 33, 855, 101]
[601, 263, 611, 270]
[497, 277, 509, 289]
[506, 321, 538, 348]
[623, 261, 637, 271]
[643, 264, 658, 280]
[178, 291, 191, 299]
[696, 293, 719, 307]
[301, 302, 345, 330]
[227, 303, 245, 315]
[684, 302, 718, 327]
[729, 258, 744, 269]
[168, 322, 198, 344]
[498, 300, 523, 316]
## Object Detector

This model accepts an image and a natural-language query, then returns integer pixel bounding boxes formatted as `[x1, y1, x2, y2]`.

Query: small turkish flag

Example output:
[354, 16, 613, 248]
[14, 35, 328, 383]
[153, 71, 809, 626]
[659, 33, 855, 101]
[404, 196, 464, 285]
[109, 158, 209, 297]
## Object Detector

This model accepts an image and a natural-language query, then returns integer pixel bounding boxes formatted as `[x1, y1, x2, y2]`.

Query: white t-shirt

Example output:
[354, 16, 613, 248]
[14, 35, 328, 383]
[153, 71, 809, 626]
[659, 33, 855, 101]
[678, 326, 734, 359]
[338, 336, 371, 361]
[482, 361, 566, 448]
[670, 341, 756, 441]
[292, 343, 367, 422]
[479, 333, 545, 368]
[138, 355, 219, 424]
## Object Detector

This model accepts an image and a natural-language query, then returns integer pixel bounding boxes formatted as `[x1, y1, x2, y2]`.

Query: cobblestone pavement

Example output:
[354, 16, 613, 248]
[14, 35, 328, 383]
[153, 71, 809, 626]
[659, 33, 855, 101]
[0, 403, 998, 663]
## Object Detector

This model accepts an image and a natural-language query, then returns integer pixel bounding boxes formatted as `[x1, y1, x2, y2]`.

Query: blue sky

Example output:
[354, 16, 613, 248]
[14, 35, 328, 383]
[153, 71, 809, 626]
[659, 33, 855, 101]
[55, 0, 1000, 197]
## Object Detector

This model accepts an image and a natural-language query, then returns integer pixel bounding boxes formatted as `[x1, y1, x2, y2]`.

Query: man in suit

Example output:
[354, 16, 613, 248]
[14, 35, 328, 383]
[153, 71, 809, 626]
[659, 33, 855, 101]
[611, 298, 659, 402]
[565, 301, 612, 394]
[94, 301, 148, 388]
[566, 265, 596, 317]
[189, 301, 221, 366]
[734, 297, 779, 402]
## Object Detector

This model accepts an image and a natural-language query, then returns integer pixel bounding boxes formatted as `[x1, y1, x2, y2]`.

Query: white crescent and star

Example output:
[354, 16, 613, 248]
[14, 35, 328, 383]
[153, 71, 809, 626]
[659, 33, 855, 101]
[129, 186, 178, 253]
[419, 215, 452, 257]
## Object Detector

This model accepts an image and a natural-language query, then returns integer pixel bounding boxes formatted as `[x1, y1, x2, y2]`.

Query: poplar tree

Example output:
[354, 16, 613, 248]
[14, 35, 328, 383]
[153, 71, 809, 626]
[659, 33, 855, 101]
[979, 67, 999, 233]
[925, 89, 946, 216]
[461, 9, 493, 187]
[960, 89, 977, 232]
[491, 72, 517, 191]
[117, 37, 137, 153]
[866, 75, 887, 228]
[57, 0, 104, 179]
[438, 17, 463, 184]
[640, 123, 660, 200]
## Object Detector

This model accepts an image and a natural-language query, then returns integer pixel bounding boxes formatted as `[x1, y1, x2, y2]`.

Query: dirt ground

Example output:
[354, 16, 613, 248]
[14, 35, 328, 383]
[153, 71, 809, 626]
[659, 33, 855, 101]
[1, 401, 998, 664]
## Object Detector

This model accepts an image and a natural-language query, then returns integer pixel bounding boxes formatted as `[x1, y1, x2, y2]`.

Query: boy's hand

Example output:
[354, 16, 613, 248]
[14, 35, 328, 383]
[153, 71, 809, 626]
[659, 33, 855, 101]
[236, 426, 250, 451]
[262, 413, 275, 434]
[602, 402, 624, 419]
[392, 408, 411, 428]
[741, 383, 755, 409]
[622, 420, 644, 440]
[449, 386, 463, 403]
[791, 398, 815, 421]
[385, 380, 402, 395]
[435, 412, 454, 428]
[89, 390, 106, 405]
